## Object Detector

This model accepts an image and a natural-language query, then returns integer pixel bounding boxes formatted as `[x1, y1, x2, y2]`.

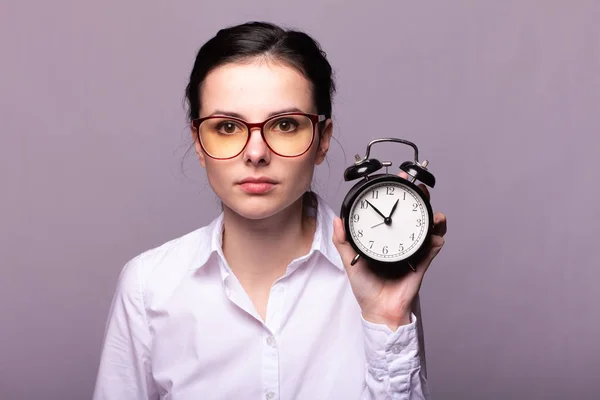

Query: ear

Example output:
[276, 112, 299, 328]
[191, 123, 207, 168]
[315, 119, 333, 166]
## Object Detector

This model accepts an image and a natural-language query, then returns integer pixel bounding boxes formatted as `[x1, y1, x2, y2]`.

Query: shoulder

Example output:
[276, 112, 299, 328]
[113, 215, 222, 303]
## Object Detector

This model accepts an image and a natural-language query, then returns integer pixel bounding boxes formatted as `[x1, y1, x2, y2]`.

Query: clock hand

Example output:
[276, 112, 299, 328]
[387, 199, 399, 218]
[365, 200, 387, 220]
[371, 199, 398, 228]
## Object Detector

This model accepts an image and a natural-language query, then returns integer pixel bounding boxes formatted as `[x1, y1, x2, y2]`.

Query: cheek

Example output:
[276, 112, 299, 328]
[285, 156, 317, 187]
[203, 161, 229, 193]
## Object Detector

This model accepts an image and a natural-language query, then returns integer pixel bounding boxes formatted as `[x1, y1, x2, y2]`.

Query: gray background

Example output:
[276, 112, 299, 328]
[1, 0, 598, 399]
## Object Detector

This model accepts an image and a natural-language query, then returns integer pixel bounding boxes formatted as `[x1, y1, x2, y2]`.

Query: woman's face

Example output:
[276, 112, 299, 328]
[193, 59, 332, 220]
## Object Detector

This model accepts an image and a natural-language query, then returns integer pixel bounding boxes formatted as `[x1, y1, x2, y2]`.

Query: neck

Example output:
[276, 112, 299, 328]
[221, 195, 316, 290]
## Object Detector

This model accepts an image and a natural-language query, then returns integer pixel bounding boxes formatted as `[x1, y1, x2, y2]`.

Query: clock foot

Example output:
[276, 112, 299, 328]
[351, 254, 361, 266]
[408, 262, 416, 272]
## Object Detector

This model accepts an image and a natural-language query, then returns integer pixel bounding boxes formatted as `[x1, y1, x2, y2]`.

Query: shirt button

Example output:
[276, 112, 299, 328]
[391, 344, 402, 354]
[266, 336, 276, 348]
[265, 391, 276, 400]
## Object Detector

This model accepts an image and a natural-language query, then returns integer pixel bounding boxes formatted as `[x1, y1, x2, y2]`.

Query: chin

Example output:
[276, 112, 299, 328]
[223, 192, 303, 221]
[225, 198, 283, 220]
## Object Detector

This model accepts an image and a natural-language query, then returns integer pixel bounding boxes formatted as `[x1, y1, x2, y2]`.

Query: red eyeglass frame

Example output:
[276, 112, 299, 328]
[191, 112, 327, 160]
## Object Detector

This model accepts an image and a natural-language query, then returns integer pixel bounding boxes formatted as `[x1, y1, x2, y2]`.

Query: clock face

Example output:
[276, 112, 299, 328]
[348, 180, 430, 263]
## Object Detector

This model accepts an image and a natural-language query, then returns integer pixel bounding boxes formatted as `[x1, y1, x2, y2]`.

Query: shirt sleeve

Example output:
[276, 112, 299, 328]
[92, 257, 158, 400]
[360, 311, 431, 400]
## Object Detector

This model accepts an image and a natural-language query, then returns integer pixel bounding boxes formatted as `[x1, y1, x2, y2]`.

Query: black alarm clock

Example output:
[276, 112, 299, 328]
[340, 138, 436, 277]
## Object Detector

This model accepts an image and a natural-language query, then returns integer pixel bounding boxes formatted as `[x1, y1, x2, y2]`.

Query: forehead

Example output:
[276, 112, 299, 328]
[200, 59, 314, 119]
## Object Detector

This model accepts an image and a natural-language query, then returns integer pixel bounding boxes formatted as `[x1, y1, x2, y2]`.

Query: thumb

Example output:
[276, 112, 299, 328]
[409, 235, 445, 276]
[420, 234, 445, 272]
[332, 217, 359, 267]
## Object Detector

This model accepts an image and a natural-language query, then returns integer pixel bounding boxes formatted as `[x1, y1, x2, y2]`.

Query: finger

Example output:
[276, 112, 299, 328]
[432, 212, 447, 237]
[398, 171, 430, 200]
[418, 183, 430, 200]
[398, 171, 410, 180]
[332, 217, 360, 272]
[415, 234, 445, 273]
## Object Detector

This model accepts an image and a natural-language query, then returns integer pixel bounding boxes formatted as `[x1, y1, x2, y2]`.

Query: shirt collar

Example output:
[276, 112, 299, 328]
[188, 194, 344, 272]
[310, 194, 344, 270]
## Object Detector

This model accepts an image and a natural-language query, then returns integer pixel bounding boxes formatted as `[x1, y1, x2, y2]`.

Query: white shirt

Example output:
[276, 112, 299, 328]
[93, 197, 431, 399]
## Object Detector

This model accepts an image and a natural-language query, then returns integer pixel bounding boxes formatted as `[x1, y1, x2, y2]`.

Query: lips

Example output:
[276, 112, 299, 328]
[239, 177, 278, 184]
[238, 177, 278, 194]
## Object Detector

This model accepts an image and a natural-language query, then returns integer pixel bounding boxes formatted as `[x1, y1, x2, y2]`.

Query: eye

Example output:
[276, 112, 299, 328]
[215, 121, 243, 135]
[273, 118, 299, 132]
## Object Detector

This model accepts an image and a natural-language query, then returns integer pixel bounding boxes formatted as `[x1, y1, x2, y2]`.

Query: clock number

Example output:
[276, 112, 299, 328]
[357, 229, 364, 238]
[386, 187, 395, 195]
[360, 200, 368, 209]
[352, 214, 360, 223]
[382, 246, 389, 254]
[369, 241, 374, 249]
[410, 233, 415, 241]
[372, 190, 379, 199]
[416, 219, 422, 227]
[398, 243, 404, 252]
[413, 203, 418, 211]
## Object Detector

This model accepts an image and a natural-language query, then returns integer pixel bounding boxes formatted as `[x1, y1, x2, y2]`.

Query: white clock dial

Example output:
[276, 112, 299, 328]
[348, 181, 430, 262]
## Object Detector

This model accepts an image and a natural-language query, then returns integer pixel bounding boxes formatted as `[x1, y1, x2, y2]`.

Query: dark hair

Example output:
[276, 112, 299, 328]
[184, 21, 336, 122]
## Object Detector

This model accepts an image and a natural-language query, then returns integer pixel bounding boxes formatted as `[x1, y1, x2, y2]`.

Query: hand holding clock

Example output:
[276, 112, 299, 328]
[332, 171, 447, 331]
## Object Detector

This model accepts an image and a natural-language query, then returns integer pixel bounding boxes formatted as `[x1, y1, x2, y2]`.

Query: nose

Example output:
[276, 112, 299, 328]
[243, 127, 271, 166]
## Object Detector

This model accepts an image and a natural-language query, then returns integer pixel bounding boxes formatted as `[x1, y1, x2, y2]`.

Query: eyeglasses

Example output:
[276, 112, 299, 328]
[191, 112, 326, 159]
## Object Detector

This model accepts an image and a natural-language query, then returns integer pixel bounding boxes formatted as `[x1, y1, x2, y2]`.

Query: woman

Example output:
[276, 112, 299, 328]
[93, 21, 447, 400]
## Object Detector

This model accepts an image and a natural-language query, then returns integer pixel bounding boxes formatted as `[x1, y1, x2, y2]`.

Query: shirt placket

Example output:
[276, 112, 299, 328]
[261, 282, 286, 400]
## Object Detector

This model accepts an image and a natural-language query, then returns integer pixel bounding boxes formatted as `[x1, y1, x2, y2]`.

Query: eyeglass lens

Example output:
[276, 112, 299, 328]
[198, 115, 314, 158]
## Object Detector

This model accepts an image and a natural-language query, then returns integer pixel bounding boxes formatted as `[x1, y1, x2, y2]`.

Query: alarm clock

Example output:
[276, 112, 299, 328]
[340, 138, 436, 277]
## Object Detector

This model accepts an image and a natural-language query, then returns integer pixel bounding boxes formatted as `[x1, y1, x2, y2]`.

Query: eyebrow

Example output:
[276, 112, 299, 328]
[207, 107, 306, 120]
